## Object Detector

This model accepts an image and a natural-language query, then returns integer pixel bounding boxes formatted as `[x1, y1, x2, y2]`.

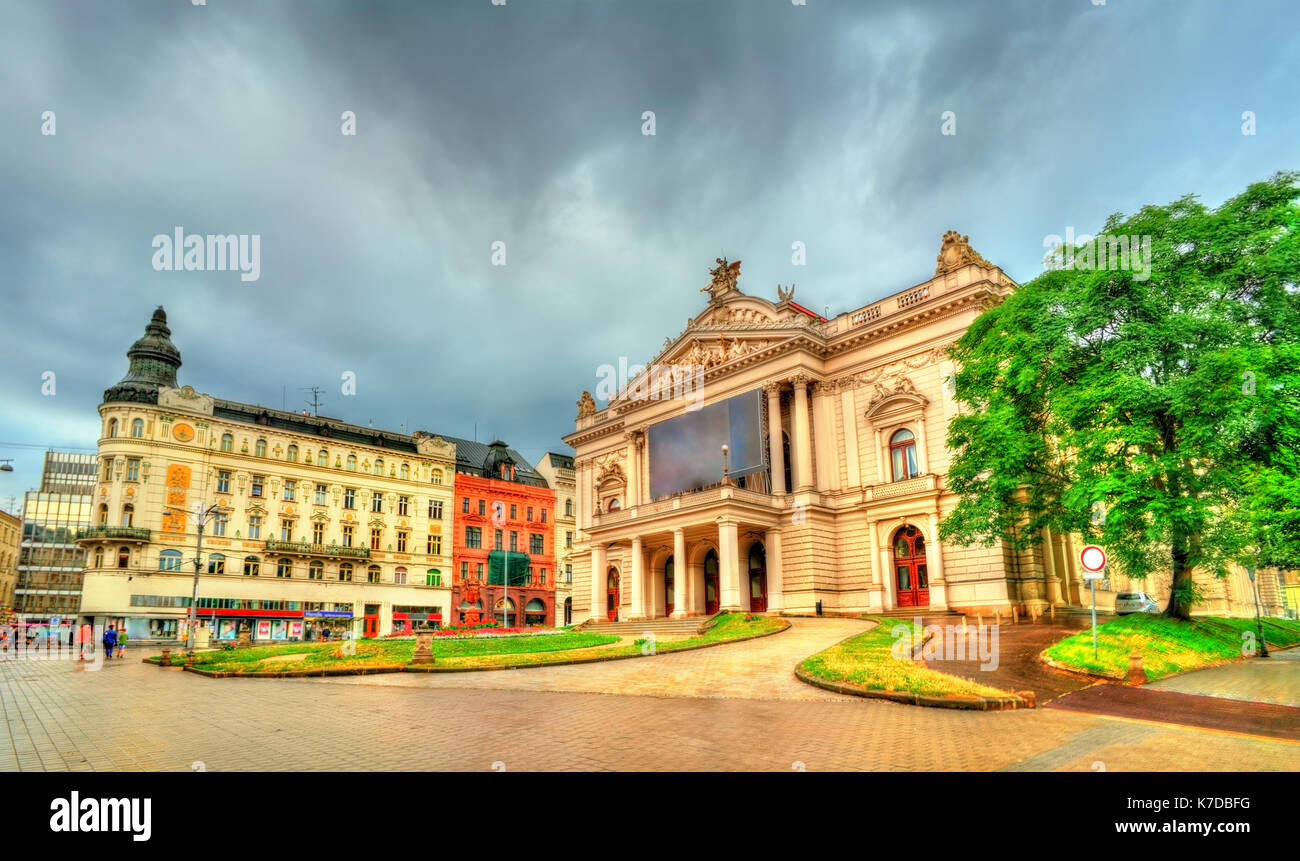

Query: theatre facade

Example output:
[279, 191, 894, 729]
[563, 233, 1103, 622]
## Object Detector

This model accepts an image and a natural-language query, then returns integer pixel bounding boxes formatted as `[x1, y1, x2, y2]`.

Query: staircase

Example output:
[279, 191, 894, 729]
[579, 614, 718, 636]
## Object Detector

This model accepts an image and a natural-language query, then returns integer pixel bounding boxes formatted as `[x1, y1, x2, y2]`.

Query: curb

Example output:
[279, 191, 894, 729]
[164, 618, 791, 679]
[793, 665, 1028, 710]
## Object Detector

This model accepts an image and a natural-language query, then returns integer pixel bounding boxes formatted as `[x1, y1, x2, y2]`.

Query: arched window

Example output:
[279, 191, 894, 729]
[121, 504, 134, 527]
[565, 498, 573, 517]
[890, 429, 919, 481]
[221, 433, 234, 452]
[98, 504, 108, 526]
[431, 470, 443, 485]
[346, 455, 357, 472]
[277, 558, 292, 578]
[287, 444, 298, 462]
[607, 498, 621, 512]
[319, 449, 329, 466]
[308, 561, 324, 580]
[400, 463, 409, 480]
[255, 439, 267, 457]
[108, 419, 118, 438]
[208, 553, 226, 574]
[374, 458, 384, 476]
[243, 556, 260, 577]
[339, 562, 353, 582]
[425, 568, 442, 586]
[156, 549, 182, 571]
[367, 564, 381, 584]
[117, 546, 130, 568]
[131, 419, 144, 438]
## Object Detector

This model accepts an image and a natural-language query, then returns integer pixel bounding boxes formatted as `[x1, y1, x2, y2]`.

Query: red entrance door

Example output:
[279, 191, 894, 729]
[363, 604, 380, 637]
[606, 570, 620, 622]
[704, 550, 720, 615]
[748, 543, 767, 613]
[892, 525, 929, 607]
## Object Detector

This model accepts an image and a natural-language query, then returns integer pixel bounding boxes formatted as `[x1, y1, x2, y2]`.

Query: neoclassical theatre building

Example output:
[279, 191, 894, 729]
[565, 233, 1103, 622]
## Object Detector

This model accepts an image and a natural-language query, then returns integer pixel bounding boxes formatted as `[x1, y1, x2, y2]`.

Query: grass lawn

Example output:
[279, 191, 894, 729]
[150, 613, 785, 674]
[1042, 614, 1300, 681]
[799, 617, 1014, 699]
[152, 631, 620, 674]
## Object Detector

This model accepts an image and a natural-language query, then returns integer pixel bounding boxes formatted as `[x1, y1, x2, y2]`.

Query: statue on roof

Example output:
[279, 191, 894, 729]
[576, 390, 597, 419]
[935, 231, 991, 275]
[701, 257, 742, 302]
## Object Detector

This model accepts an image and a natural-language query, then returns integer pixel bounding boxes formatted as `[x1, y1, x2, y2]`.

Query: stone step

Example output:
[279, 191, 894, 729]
[579, 615, 719, 635]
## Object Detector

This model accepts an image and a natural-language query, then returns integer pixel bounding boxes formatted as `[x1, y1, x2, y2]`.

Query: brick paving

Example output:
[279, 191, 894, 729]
[1148, 645, 1300, 707]
[1, 618, 1297, 771]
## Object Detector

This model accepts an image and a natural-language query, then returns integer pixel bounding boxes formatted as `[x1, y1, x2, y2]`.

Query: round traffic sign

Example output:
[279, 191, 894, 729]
[1079, 544, 1107, 573]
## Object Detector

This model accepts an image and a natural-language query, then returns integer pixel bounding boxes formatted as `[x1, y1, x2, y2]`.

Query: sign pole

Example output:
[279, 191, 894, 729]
[1078, 544, 1108, 661]
[1091, 579, 1097, 660]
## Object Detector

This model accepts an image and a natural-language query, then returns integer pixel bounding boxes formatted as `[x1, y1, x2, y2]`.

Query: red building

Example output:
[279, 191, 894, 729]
[450, 440, 557, 627]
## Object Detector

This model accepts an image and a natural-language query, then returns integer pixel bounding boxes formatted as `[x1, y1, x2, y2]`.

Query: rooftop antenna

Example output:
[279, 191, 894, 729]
[302, 387, 323, 417]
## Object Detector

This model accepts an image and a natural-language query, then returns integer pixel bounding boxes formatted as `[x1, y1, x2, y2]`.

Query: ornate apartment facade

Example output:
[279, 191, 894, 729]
[77, 308, 458, 643]
[534, 452, 576, 625]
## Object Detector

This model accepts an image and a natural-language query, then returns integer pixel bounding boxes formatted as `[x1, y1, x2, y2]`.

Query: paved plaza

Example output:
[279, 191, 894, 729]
[1, 619, 1297, 771]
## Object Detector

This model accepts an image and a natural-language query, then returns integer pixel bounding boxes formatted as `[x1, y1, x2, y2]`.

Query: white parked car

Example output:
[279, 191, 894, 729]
[1114, 592, 1160, 615]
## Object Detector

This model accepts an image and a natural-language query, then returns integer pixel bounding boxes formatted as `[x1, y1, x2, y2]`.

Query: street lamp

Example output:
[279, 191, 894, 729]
[163, 500, 222, 655]
[1247, 567, 1270, 658]
[721, 443, 731, 486]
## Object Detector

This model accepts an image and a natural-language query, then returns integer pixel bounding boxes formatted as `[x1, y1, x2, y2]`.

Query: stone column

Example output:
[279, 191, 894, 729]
[873, 427, 885, 484]
[590, 543, 606, 623]
[717, 517, 743, 611]
[629, 535, 645, 620]
[915, 414, 930, 474]
[625, 432, 642, 507]
[880, 527, 895, 610]
[764, 527, 783, 612]
[792, 374, 814, 491]
[867, 518, 882, 611]
[839, 384, 861, 488]
[927, 512, 947, 610]
[1042, 527, 1064, 606]
[765, 383, 786, 495]
[672, 528, 688, 618]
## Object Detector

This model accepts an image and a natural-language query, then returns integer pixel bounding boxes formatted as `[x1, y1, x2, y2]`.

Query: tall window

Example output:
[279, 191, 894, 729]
[461, 497, 469, 514]
[315, 484, 328, 505]
[371, 494, 383, 514]
[343, 488, 356, 509]
[339, 562, 353, 582]
[460, 562, 469, 582]
[117, 547, 130, 568]
[251, 475, 264, 497]
[221, 433, 234, 452]
[509, 531, 518, 552]
[102, 460, 113, 481]
[121, 504, 134, 527]
[427, 533, 442, 555]
[530, 533, 544, 554]
[283, 480, 296, 501]
[312, 522, 325, 544]
[493, 529, 503, 551]
[280, 518, 293, 541]
[890, 429, 919, 482]
[131, 419, 144, 438]
[565, 564, 572, 583]
[479, 500, 487, 517]
[396, 531, 408, 553]
[243, 556, 260, 576]
[97, 503, 108, 526]
[465, 526, 482, 549]
[158, 549, 183, 571]
[342, 525, 354, 547]
[108, 419, 118, 438]
[541, 509, 548, 523]
[208, 553, 225, 574]
[394, 566, 407, 585]
[476, 562, 484, 580]
[367, 564, 381, 584]
[346, 455, 357, 472]
[400, 464, 409, 480]
[319, 448, 328, 466]
[287, 444, 298, 462]
[509, 504, 517, 520]
[248, 515, 262, 539]
[94, 547, 105, 569]
[217, 470, 231, 493]
[126, 458, 140, 481]
[374, 458, 384, 476]
[431, 470, 443, 485]
[566, 531, 573, 549]
[213, 512, 228, 537]
[370, 528, 382, 550]
[429, 500, 443, 520]
[398, 496, 409, 516]
[565, 498, 573, 517]
[527, 506, 533, 522]
[309, 561, 324, 580]
[255, 439, 267, 457]
[277, 558, 292, 578]
[426, 569, 441, 587]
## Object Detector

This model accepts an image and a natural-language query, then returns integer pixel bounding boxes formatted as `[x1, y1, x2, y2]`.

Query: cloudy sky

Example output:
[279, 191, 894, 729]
[0, 0, 1295, 507]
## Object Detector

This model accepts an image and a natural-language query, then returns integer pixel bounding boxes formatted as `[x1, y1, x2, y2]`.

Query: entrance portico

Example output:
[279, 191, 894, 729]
[586, 484, 781, 620]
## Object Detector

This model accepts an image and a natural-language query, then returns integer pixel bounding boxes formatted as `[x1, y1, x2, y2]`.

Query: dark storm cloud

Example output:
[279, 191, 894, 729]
[1, 0, 1296, 501]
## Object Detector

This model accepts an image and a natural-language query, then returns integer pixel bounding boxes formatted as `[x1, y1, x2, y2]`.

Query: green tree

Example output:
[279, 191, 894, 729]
[939, 173, 1300, 619]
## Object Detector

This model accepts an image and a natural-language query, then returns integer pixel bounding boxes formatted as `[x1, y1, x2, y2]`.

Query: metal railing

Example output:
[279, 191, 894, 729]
[75, 526, 152, 541]
[263, 539, 371, 559]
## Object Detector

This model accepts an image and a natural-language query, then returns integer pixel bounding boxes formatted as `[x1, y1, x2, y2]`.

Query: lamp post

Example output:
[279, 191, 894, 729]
[164, 500, 221, 655]
[721, 443, 731, 486]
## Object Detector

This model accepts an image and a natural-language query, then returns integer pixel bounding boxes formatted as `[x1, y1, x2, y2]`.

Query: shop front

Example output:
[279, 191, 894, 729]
[303, 610, 354, 640]
[391, 606, 445, 633]
[205, 609, 306, 642]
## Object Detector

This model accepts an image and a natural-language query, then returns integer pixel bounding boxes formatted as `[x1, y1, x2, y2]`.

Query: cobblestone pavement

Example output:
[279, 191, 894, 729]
[1, 619, 1297, 771]
[1148, 645, 1300, 707]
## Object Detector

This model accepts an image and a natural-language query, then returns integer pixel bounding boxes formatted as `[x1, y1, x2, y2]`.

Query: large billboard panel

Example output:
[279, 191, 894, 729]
[647, 389, 764, 498]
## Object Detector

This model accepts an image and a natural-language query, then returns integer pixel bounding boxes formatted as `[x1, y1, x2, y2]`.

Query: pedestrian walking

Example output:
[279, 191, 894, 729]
[117, 627, 128, 658]
[102, 624, 117, 660]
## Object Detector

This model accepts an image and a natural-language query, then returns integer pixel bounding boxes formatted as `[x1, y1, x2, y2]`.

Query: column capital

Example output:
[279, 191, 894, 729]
[790, 372, 812, 389]
[763, 381, 784, 398]
[672, 526, 685, 537]
[624, 429, 645, 450]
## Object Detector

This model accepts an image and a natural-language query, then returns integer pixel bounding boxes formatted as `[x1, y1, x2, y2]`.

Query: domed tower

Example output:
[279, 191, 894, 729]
[103, 306, 182, 404]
